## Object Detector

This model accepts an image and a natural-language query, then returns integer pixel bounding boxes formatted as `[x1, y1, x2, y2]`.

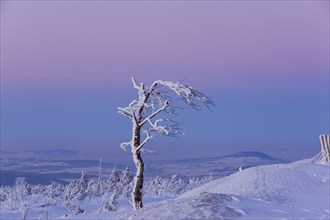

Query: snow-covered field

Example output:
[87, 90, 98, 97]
[1, 157, 329, 219]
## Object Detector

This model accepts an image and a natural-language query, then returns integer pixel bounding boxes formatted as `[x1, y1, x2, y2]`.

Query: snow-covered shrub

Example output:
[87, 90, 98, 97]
[63, 172, 90, 215]
[83, 165, 121, 213]
[98, 192, 119, 213]
[87, 178, 109, 198]
[64, 181, 80, 201]
[107, 192, 119, 211]
[0, 186, 10, 204]
[0, 166, 214, 218]
[2, 181, 41, 220]
[64, 201, 84, 215]
[64, 171, 89, 201]
[44, 183, 63, 203]
[42, 183, 64, 219]
[144, 174, 213, 197]
[87, 180, 119, 213]
[145, 175, 171, 196]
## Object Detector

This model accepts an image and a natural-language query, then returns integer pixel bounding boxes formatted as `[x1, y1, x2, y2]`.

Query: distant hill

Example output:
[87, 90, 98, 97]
[0, 170, 68, 186]
[224, 151, 278, 160]
[0, 158, 132, 186]
[146, 151, 285, 178]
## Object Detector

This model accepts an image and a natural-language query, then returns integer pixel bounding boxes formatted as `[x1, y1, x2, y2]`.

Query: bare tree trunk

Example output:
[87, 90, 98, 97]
[132, 125, 144, 209]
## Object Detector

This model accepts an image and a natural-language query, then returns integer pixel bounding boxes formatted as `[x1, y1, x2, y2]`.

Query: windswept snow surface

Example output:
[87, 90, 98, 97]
[124, 159, 329, 219]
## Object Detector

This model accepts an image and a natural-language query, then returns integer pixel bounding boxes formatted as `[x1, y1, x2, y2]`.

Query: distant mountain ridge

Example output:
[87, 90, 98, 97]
[1, 149, 285, 185]
[147, 151, 285, 178]
[0, 170, 68, 186]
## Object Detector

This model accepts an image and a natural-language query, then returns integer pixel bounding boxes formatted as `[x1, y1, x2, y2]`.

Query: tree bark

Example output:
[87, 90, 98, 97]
[132, 125, 144, 209]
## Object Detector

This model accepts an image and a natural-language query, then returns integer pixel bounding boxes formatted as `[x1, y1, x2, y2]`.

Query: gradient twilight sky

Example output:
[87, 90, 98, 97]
[0, 1, 329, 162]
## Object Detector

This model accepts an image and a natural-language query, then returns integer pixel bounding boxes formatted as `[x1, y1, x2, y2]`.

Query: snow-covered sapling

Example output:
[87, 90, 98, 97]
[118, 78, 214, 209]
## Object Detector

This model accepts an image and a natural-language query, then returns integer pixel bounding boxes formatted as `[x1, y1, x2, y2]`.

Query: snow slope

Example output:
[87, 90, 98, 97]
[124, 159, 330, 219]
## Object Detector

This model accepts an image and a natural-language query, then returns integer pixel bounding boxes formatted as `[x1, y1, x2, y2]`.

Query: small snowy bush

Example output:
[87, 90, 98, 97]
[1, 181, 41, 220]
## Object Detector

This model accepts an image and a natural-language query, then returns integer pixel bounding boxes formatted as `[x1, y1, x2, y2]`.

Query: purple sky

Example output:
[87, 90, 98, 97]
[1, 1, 329, 162]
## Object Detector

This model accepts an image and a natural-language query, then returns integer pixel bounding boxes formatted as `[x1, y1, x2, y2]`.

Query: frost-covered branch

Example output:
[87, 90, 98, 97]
[120, 141, 132, 151]
[155, 80, 215, 110]
[117, 107, 133, 119]
[136, 130, 153, 152]
[140, 100, 169, 126]
[147, 118, 181, 137]
[118, 78, 214, 152]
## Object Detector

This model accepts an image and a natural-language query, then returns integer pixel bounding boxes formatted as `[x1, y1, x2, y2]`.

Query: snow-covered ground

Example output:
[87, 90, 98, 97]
[123, 158, 330, 219]
[1, 158, 329, 219]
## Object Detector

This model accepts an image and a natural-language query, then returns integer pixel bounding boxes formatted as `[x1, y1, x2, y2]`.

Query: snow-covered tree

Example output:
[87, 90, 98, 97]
[108, 166, 120, 192]
[63, 171, 90, 216]
[118, 78, 214, 209]
[78, 170, 89, 199]
[64, 171, 89, 202]
[120, 167, 134, 197]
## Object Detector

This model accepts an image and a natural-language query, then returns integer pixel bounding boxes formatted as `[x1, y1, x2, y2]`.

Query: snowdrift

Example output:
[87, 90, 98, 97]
[124, 159, 330, 219]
